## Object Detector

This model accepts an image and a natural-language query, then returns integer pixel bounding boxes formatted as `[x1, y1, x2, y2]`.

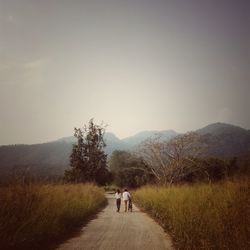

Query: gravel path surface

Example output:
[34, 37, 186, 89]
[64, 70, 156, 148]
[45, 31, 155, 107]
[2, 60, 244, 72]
[56, 193, 174, 250]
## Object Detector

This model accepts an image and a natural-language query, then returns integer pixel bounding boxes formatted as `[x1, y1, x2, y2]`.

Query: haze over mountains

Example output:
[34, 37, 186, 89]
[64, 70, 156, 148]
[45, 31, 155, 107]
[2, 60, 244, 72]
[58, 129, 178, 154]
[0, 123, 249, 179]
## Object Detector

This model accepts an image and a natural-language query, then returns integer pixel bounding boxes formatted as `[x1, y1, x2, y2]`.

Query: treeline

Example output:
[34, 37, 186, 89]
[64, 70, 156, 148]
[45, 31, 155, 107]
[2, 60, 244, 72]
[109, 150, 249, 187]
[109, 150, 154, 187]
[1, 120, 249, 187]
[108, 131, 250, 187]
[65, 120, 249, 188]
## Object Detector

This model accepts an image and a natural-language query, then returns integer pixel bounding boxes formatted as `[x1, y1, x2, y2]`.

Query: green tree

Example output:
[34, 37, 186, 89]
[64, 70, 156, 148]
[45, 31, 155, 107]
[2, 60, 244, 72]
[64, 119, 110, 184]
[109, 150, 153, 187]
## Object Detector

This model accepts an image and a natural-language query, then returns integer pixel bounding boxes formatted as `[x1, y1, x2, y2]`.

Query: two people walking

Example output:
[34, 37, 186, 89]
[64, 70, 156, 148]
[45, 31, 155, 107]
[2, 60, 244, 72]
[115, 189, 132, 212]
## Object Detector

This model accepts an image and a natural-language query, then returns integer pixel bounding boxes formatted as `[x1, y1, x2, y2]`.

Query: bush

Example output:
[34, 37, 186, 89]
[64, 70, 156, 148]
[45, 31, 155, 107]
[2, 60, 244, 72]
[134, 179, 250, 250]
[0, 183, 106, 250]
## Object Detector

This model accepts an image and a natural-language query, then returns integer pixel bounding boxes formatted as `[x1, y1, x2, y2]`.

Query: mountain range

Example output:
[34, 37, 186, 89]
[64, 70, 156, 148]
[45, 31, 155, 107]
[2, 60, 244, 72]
[0, 123, 249, 179]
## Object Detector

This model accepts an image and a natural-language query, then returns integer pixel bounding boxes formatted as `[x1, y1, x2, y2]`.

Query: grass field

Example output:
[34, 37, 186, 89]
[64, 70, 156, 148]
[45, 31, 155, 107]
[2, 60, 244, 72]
[0, 183, 106, 250]
[134, 179, 250, 250]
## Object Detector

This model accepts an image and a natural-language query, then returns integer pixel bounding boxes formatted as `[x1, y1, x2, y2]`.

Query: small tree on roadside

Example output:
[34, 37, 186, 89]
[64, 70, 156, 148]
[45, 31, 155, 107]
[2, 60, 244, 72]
[64, 119, 109, 184]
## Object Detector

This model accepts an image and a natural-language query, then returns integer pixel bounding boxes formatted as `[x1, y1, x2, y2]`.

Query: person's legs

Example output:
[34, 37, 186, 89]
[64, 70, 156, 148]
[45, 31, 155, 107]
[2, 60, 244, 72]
[128, 200, 132, 212]
[116, 198, 121, 212]
[124, 200, 128, 212]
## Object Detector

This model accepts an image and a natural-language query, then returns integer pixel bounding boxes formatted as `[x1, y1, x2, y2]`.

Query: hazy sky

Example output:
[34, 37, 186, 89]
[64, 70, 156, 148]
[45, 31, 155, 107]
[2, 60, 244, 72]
[0, 0, 249, 145]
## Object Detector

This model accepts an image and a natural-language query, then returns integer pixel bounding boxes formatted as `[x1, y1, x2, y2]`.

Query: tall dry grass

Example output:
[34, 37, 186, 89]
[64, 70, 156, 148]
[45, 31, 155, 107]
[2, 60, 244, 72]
[0, 183, 106, 250]
[134, 179, 250, 250]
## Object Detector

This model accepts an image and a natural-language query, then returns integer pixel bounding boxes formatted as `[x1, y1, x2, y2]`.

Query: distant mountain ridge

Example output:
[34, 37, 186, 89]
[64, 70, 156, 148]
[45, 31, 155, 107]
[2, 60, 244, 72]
[0, 123, 249, 179]
[122, 130, 178, 147]
[197, 122, 250, 136]
[56, 129, 178, 153]
[196, 123, 250, 157]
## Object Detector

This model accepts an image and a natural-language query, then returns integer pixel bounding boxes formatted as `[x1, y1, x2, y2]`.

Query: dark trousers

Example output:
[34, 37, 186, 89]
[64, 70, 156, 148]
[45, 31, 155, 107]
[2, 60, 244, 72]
[116, 198, 121, 212]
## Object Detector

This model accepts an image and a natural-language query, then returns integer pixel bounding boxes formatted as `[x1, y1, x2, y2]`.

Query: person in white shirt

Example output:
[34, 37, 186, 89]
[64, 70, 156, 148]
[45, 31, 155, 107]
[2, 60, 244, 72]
[122, 189, 131, 212]
[115, 189, 122, 212]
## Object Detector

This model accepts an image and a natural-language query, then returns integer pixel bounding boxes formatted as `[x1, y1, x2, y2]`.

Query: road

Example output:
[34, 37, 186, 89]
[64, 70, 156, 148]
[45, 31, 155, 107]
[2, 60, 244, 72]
[56, 194, 174, 250]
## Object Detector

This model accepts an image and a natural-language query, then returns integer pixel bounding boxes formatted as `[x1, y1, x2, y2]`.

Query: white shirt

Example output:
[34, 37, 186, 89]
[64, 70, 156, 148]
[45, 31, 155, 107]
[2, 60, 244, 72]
[122, 191, 131, 201]
[115, 192, 122, 199]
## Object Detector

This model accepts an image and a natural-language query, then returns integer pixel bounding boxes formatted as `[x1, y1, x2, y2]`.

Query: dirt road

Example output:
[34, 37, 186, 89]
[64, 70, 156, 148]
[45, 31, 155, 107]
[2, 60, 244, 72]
[56, 194, 174, 250]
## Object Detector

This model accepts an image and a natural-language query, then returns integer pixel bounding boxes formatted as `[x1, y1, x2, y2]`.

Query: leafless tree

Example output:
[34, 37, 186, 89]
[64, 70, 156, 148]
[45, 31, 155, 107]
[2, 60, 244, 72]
[137, 132, 204, 185]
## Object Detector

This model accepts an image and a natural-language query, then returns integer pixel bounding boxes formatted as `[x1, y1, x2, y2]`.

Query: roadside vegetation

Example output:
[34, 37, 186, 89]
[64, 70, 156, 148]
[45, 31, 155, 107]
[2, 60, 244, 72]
[0, 183, 106, 250]
[134, 179, 250, 250]
[1, 120, 249, 250]
[110, 129, 249, 249]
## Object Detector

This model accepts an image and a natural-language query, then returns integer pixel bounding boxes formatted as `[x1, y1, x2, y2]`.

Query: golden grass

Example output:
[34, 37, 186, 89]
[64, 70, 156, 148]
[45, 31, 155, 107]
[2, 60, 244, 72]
[0, 183, 106, 250]
[134, 179, 250, 250]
